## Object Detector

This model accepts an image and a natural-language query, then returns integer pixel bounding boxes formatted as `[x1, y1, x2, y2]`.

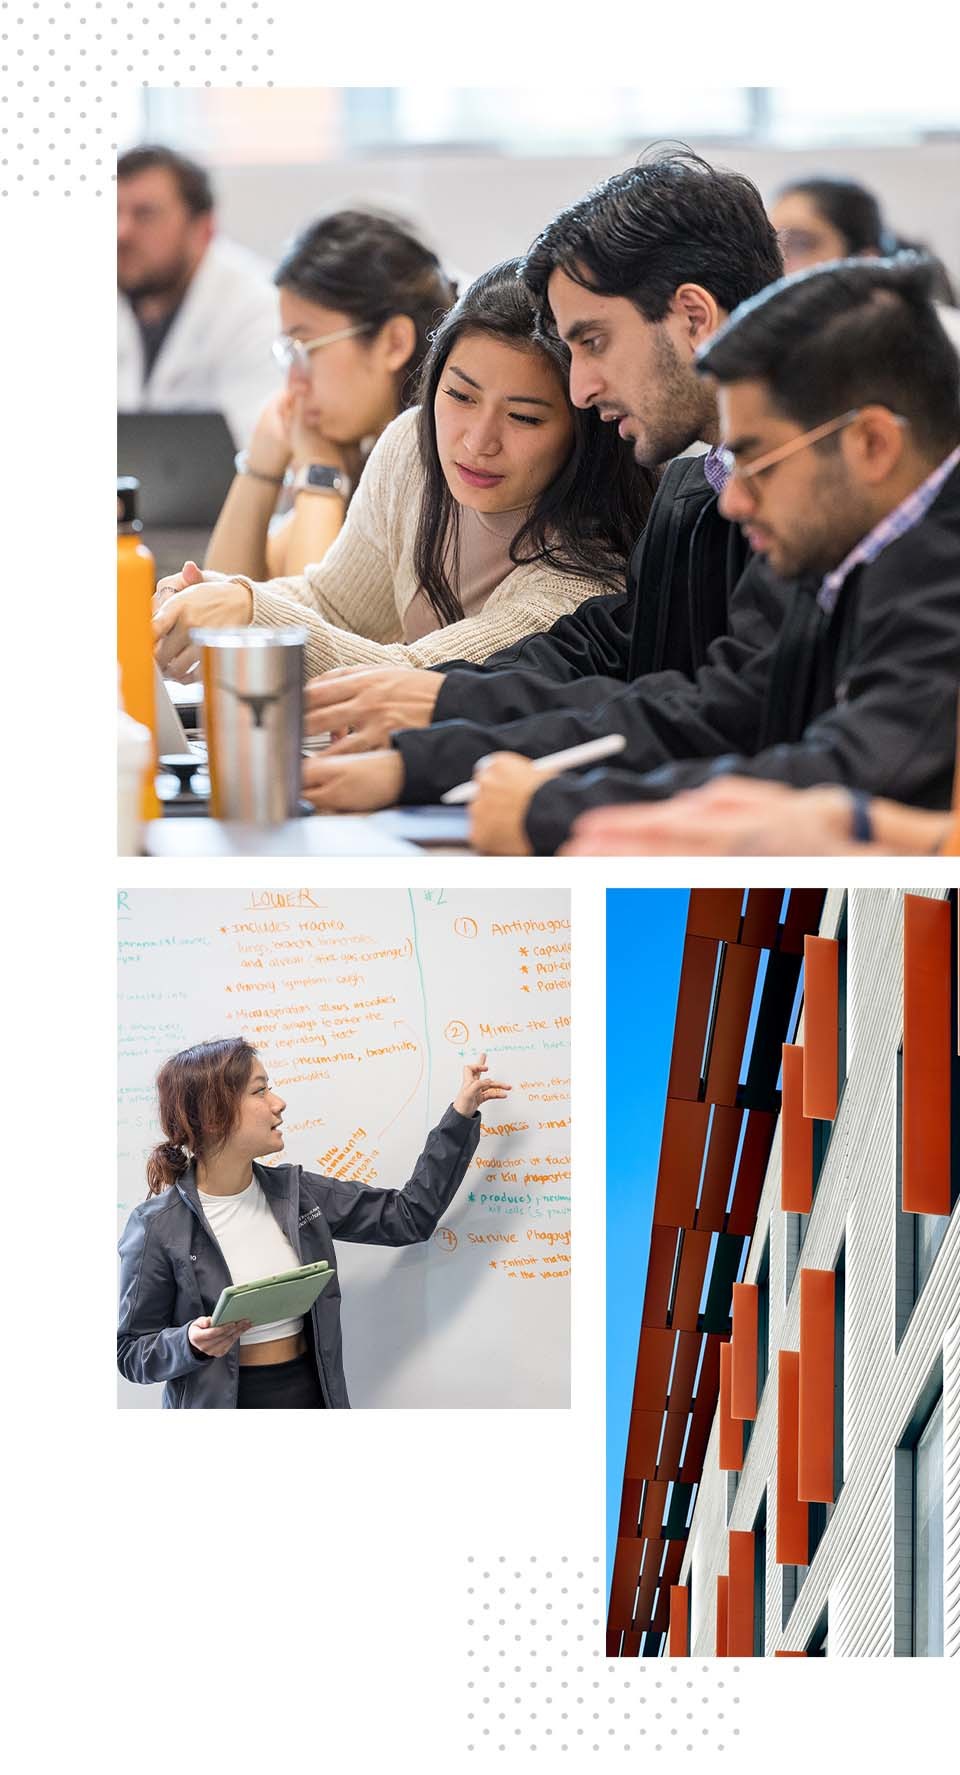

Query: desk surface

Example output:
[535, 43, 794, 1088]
[145, 807, 470, 856]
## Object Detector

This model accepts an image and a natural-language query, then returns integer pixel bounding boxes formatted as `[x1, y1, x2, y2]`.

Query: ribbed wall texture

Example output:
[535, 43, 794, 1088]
[946, 1325, 960, 1658]
[680, 888, 958, 1656]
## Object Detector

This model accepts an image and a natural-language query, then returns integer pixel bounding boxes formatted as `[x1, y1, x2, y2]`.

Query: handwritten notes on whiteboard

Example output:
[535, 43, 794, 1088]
[118, 888, 571, 1408]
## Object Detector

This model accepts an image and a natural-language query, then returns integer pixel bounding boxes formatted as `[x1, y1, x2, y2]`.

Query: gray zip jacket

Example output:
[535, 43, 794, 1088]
[117, 1103, 480, 1408]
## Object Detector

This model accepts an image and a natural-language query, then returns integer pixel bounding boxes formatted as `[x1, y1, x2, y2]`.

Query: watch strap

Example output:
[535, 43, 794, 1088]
[848, 788, 874, 843]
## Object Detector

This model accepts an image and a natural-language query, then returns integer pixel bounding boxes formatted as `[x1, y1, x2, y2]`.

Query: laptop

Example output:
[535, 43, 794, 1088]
[117, 410, 237, 528]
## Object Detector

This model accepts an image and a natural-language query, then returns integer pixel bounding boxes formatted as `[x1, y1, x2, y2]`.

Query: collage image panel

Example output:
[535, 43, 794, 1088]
[117, 87, 959, 861]
[117, 886, 570, 1409]
[607, 885, 959, 1656]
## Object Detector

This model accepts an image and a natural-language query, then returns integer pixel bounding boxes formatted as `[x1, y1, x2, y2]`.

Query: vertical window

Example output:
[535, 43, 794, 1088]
[753, 1495, 767, 1657]
[914, 1397, 944, 1657]
[834, 1244, 846, 1498]
[756, 1235, 770, 1403]
[806, 1604, 829, 1656]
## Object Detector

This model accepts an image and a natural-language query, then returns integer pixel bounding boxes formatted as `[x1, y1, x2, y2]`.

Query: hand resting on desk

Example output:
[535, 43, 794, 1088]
[152, 559, 253, 679]
[301, 747, 405, 813]
[304, 665, 445, 754]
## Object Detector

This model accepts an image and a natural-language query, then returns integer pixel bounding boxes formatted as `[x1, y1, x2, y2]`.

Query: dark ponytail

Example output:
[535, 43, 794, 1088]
[146, 1140, 191, 1195]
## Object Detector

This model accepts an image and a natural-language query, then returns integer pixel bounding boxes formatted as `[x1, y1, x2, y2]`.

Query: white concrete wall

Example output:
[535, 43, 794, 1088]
[680, 887, 959, 1657]
[205, 143, 960, 291]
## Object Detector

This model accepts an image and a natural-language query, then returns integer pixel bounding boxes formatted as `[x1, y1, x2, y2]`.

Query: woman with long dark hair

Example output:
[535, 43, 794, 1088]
[204, 207, 457, 581]
[152, 259, 657, 682]
[118, 1037, 509, 1409]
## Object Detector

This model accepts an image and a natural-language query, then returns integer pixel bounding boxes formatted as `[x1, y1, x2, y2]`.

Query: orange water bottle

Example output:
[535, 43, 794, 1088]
[117, 477, 161, 821]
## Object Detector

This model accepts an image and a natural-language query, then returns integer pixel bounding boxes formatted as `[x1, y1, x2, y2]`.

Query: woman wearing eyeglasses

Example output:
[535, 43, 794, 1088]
[203, 208, 457, 582]
[153, 260, 655, 692]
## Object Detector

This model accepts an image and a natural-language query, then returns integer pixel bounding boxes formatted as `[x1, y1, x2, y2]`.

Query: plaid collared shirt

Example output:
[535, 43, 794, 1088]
[702, 443, 731, 496]
[818, 442, 960, 615]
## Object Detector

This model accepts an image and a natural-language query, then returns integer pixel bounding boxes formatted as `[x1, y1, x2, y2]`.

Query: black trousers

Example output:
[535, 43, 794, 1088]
[236, 1351, 326, 1409]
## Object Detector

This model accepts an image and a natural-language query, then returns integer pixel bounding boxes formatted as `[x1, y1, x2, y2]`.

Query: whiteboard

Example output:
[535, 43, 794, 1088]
[118, 887, 571, 1408]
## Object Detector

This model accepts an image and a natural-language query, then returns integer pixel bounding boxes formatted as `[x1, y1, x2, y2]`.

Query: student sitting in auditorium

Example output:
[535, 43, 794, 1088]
[152, 261, 655, 680]
[204, 208, 457, 581]
[769, 173, 960, 348]
[303, 257, 960, 853]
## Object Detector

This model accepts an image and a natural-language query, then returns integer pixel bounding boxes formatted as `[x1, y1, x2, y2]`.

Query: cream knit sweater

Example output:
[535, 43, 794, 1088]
[239, 407, 622, 677]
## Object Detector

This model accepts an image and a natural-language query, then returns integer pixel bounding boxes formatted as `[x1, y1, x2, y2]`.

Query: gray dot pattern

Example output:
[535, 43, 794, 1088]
[464, 1556, 743, 1754]
[0, 2, 274, 196]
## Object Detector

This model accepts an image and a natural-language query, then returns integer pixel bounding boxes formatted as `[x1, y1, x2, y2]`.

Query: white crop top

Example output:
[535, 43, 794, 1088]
[198, 1176, 304, 1346]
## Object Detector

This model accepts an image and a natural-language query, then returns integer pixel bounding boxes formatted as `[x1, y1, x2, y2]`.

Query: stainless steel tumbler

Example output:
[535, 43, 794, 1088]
[193, 627, 308, 824]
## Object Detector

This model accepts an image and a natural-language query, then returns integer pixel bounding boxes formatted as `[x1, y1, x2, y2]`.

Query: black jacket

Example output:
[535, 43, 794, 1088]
[397, 461, 960, 853]
[117, 1104, 480, 1408]
[429, 453, 756, 722]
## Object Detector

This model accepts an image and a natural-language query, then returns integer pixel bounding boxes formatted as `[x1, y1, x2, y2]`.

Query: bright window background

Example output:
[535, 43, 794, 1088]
[121, 86, 960, 158]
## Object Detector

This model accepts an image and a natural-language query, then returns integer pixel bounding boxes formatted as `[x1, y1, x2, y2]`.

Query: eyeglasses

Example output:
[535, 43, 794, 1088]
[717, 408, 907, 485]
[271, 324, 371, 380]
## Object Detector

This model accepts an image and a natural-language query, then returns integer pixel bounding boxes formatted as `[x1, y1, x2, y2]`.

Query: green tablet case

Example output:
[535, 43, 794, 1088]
[210, 1260, 333, 1327]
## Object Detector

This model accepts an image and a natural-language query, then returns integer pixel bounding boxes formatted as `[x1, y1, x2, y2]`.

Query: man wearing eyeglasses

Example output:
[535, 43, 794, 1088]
[118, 144, 279, 447]
[312, 252, 958, 854]
[455, 255, 960, 850]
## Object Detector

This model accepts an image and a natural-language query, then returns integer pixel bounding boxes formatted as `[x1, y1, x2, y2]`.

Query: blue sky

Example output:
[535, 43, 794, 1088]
[606, 889, 689, 1601]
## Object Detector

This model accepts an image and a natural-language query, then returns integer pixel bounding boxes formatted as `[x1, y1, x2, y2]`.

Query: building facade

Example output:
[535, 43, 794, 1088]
[608, 886, 959, 1658]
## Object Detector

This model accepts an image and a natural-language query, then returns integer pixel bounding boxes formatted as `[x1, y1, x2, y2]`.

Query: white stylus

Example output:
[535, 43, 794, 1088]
[441, 733, 627, 805]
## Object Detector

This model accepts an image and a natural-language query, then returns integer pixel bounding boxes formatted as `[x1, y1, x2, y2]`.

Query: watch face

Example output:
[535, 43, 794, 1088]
[306, 465, 340, 490]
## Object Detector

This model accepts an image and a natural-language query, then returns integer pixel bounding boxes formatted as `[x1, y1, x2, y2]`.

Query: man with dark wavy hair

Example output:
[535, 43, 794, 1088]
[300, 150, 789, 793]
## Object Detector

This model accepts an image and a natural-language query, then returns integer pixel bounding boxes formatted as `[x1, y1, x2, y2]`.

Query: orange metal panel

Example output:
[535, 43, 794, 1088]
[781, 1044, 813, 1212]
[798, 1268, 836, 1504]
[775, 1651, 807, 1657]
[656, 1412, 690, 1480]
[802, 936, 839, 1120]
[671, 1227, 713, 1330]
[618, 1479, 644, 1538]
[695, 1105, 745, 1231]
[903, 894, 952, 1215]
[679, 1334, 723, 1483]
[741, 887, 784, 949]
[727, 1530, 755, 1656]
[668, 933, 722, 1101]
[781, 889, 827, 955]
[621, 1633, 643, 1657]
[718, 1340, 743, 1471]
[635, 1543, 662, 1627]
[726, 1109, 777, 1235]
[776, 1350, 808, 1566]
[653, 1098, 711, 1227]
[705, 945, 762, 1106]
[639, 1479, 669, 1540]
[688, 888, 743, 942]
[609, 1539, 643, 1631]
[642, 1224, 682, 1326]
[631, 1327, 675, 1414]
[730, 1283, 759, 1421]
[668, 1330, 703, 1411]
[624, 1410, 665, 1481]
[716, 1575, 729, 1656]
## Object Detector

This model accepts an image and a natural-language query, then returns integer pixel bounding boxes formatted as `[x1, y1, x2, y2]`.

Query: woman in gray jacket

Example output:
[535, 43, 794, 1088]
[118, 1035, 508, 1409]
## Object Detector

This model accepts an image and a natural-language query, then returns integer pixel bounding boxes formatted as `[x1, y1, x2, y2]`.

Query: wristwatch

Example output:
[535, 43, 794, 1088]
[848, 788, 874, 843]
[291, 463, 352, 501]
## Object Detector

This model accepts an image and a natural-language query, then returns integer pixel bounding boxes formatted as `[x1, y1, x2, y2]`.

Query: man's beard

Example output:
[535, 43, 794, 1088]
[118, 257, 191, 305]
[629, 328, 716, 468]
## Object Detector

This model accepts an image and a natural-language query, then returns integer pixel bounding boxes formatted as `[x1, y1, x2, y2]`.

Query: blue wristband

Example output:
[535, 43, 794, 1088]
[848, 789, 873, 843]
